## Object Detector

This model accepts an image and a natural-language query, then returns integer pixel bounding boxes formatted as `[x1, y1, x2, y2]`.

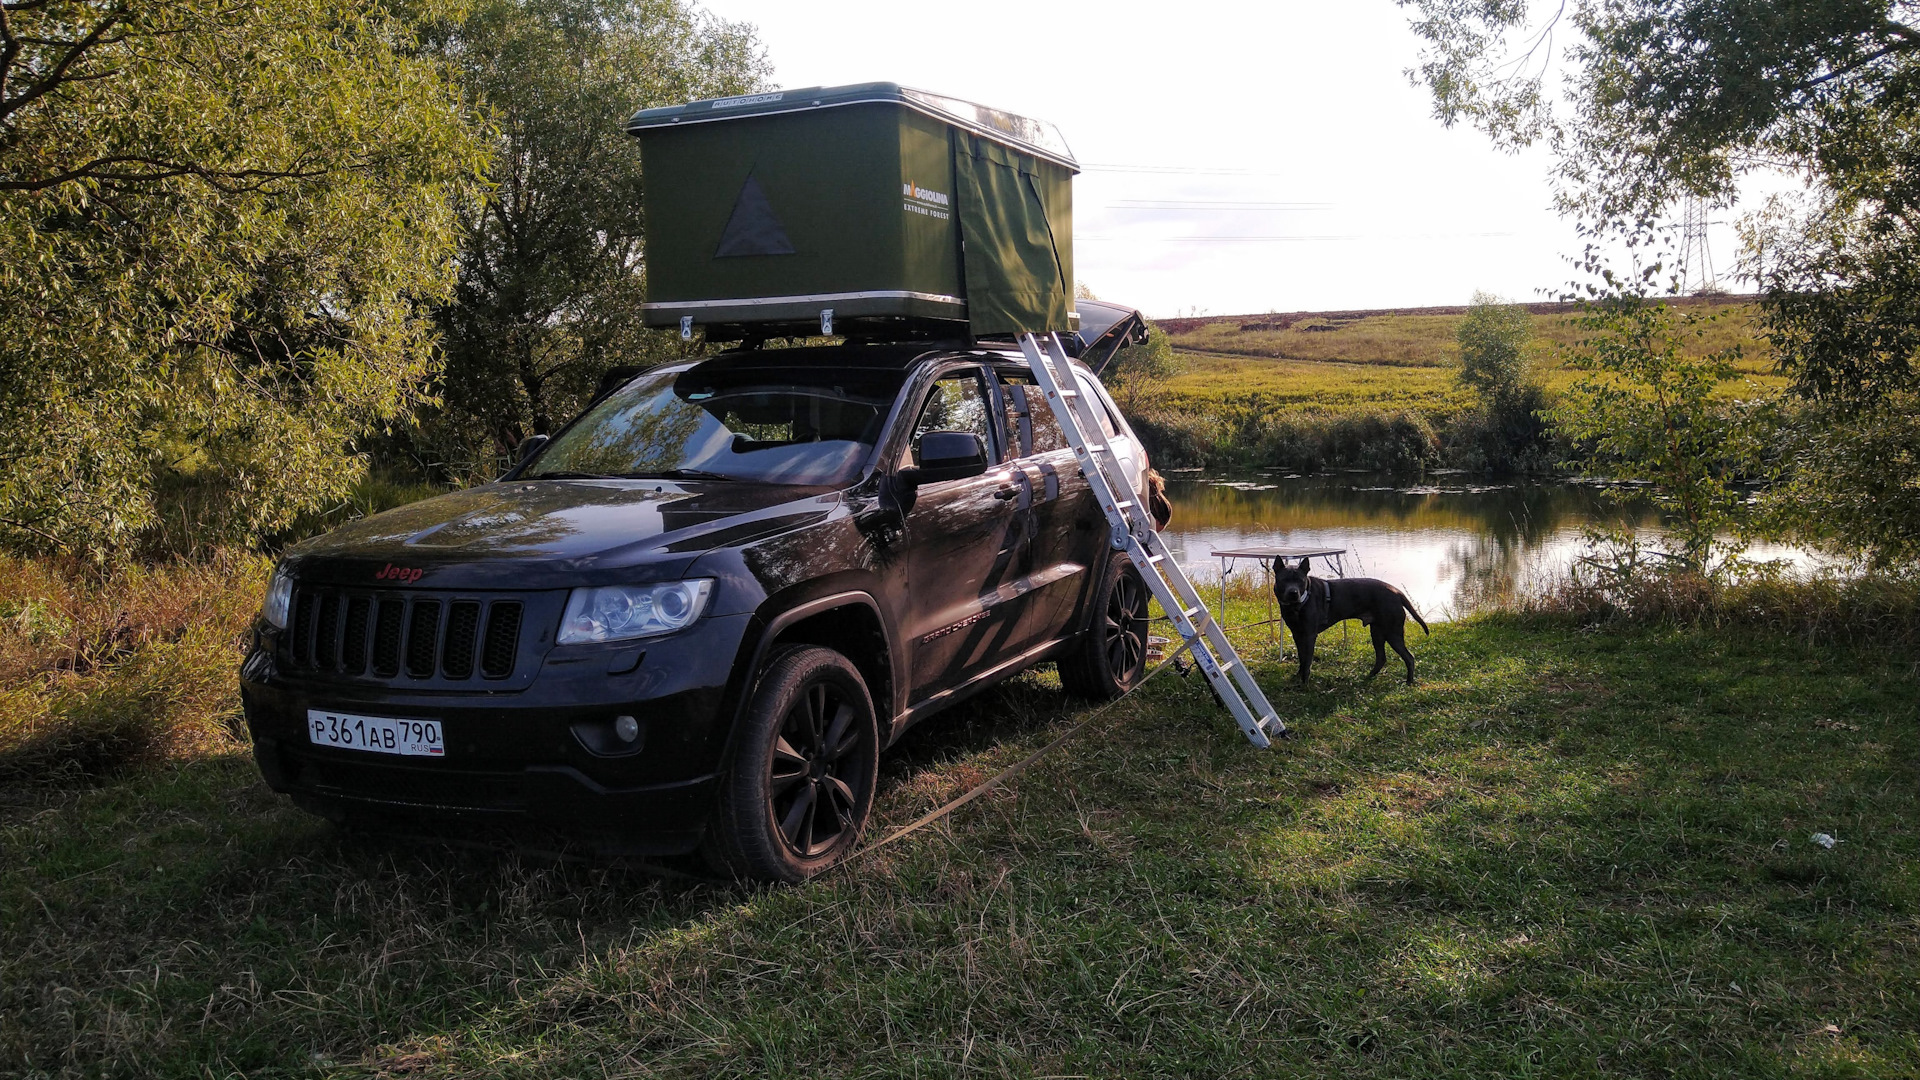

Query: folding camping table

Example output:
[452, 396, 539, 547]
[1209, 546, 1348, 650]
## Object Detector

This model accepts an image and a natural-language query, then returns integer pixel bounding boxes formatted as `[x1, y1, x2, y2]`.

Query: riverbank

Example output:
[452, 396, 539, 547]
[4, 591, 1917, 1076]
[1135, 299, 1780, 473]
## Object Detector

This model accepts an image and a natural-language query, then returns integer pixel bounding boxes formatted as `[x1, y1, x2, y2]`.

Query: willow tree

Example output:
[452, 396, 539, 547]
[0, 0, 488, 556]
[1399, 0, 1920, 561]
[424, 0, 767, 470]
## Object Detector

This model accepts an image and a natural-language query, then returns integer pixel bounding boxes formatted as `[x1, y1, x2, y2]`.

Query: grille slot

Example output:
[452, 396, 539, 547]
[340, 597, 371, 675]
[313, 593, 341, 669]
[481, 603, 522, 679]
[372, 600, 405, 677]
[282, 588, 528, 683]
[442, 601, 481, 679]
[291, 591, 316, 665]
[405, 601, 442, 678]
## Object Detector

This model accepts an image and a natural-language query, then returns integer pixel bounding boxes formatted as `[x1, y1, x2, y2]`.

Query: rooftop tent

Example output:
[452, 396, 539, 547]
[627, 83, 1077, 340]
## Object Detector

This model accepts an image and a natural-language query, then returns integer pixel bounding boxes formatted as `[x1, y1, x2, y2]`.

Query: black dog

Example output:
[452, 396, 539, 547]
[1273, 557, 1429, 684]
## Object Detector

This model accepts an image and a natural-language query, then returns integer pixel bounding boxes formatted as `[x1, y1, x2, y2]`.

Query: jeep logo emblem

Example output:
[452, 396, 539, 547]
[374, 563, 424, 584]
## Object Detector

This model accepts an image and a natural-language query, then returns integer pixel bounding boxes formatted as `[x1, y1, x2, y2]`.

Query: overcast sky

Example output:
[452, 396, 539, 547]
[699, 0, 1752, 319]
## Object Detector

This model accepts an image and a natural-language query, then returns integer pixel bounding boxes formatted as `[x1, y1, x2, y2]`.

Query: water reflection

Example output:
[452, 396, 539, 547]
[1158, 471, 1814, 619]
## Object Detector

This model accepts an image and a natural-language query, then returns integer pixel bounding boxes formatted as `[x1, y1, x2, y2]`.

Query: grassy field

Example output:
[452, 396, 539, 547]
[1145, 300, 1785, 460]
[5, 585, 1918, 1077]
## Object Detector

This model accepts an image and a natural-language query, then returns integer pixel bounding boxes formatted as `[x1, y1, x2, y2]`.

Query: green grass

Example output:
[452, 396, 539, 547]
[1154, 300, 1784, 431]
[1161, 354, 1476, 419]
[5, 604, 1917, 1077]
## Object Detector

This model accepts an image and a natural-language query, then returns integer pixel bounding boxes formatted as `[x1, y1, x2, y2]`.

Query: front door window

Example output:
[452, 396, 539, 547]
[905, 371, 996, 468]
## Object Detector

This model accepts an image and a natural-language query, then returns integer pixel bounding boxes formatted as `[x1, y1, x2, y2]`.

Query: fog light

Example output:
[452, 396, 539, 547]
[613, 715, 640, 743]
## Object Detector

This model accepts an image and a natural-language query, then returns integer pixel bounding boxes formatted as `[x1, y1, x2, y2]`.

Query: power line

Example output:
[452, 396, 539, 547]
[1075, 231, 1516, 242]
[1080, 163, 1288, 177]
[1106, 200, 1332, 211]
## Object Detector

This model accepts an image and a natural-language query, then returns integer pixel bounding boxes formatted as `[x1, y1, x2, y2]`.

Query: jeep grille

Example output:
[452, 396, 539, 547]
[286, 587, 527, 683]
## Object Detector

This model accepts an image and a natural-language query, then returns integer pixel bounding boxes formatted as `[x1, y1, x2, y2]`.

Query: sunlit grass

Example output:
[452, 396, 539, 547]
[1158, 300, 1785, 428]
[4, 595, 1917, 1077]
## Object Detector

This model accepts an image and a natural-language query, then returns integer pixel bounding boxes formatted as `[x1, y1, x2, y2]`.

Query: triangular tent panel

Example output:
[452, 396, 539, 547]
[713, 174, 796, 258]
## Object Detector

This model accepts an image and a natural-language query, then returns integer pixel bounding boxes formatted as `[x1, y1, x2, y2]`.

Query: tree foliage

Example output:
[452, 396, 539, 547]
[1398, 1, 1920, 223]
[1455, 291, 1551, 472]
[1456, 290, 1535, 399]
[0, 0, 487, 556]
[1556, 288, 1754, 571]
[1401, 0, 1920, 561]
[1102, 325, 1184, 416]
[1758, 394, 1920, 567]
[422, 0, 766, 472]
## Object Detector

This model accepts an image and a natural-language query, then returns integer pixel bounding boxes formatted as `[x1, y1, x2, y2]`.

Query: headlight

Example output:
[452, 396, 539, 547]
[262, 568, 294, 630]
[558, 580, 713, 644]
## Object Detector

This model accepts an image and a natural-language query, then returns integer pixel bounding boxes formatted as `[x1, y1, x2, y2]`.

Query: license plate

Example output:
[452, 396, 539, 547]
[306, 709, 444, 757]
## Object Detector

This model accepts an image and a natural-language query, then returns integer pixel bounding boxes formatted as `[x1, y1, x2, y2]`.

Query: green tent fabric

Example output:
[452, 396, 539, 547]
[713, 172, 796, 258]
[628, 84, 1077, 338]
[952, 132, 1072, 336]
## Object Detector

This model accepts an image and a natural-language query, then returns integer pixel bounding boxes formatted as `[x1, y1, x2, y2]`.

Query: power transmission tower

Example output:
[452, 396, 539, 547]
[1677, 196, 1718, 294]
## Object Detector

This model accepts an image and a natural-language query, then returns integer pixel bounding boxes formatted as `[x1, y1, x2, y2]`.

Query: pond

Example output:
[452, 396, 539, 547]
[1156, 470, 1818, 620]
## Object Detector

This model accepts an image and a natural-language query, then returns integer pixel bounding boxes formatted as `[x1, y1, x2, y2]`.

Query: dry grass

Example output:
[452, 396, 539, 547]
[1512, 563, 1920, 646]
[1165, 300, 1775, 377]
[0, 552, 267, 790]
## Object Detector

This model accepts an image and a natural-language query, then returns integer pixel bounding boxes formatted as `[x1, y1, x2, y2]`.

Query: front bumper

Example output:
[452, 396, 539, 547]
[239, 612, 755, 854]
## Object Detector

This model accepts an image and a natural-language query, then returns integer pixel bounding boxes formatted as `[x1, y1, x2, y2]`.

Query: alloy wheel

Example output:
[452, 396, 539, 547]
[1104, 570, 1149, 679]
[768, 680, 868, 857]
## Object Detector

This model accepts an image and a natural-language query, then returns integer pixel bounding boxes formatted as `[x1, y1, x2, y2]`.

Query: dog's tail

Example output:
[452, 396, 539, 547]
[1402, 592, 1430, 635]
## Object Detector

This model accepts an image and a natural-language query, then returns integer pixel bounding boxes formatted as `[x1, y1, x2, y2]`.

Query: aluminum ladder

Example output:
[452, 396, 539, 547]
[1016, 332, 1286, 748]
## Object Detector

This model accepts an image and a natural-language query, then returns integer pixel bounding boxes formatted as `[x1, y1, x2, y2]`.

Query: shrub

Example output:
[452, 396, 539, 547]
[0, 553, 267, 791]
[1514, 560, 1920, 646]
[1130, 407, 1441, 475]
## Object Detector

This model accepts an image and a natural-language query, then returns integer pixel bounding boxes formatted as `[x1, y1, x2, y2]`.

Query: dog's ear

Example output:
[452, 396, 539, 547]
[1298, 556, 1311, 575]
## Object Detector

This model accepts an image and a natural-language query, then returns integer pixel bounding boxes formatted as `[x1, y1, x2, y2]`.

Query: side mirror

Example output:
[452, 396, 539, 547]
[906, 431, 989, 485]
[501, 434, 549, 480]
[594, 365, 643, 401]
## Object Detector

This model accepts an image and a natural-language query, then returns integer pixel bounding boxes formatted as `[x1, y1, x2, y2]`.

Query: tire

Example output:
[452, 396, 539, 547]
[704, 645, 879, 882]
[1058, 557, 1151, 699]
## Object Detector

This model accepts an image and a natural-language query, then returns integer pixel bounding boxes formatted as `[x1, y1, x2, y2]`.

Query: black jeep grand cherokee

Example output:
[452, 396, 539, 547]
[240, 341, 1154, 880]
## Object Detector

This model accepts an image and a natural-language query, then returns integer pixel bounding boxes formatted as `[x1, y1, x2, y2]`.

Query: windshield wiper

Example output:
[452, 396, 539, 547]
[527, 471, 628, 480]
[622, 468, 738, 482]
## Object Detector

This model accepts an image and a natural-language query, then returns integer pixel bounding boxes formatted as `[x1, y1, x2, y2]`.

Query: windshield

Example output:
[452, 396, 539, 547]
[526, 363, 905, 486]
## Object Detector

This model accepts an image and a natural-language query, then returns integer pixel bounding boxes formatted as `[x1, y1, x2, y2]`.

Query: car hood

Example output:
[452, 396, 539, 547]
[283, 479, 839, 589]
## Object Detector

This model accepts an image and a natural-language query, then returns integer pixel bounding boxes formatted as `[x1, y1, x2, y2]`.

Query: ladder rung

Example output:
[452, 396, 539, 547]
[1015, 329, 1281, 751]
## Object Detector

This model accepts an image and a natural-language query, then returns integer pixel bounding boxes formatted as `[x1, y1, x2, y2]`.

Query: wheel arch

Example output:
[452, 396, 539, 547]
[725, 591, 898, 751]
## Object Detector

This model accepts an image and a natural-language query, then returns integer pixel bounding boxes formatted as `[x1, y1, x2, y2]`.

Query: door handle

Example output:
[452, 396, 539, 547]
[993, 485, 1019, 500]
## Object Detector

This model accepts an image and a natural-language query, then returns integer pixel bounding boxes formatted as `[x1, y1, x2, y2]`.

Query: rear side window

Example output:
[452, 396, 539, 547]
[997, 374, 1067, 457]
[1075, 373, 1122, 439]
